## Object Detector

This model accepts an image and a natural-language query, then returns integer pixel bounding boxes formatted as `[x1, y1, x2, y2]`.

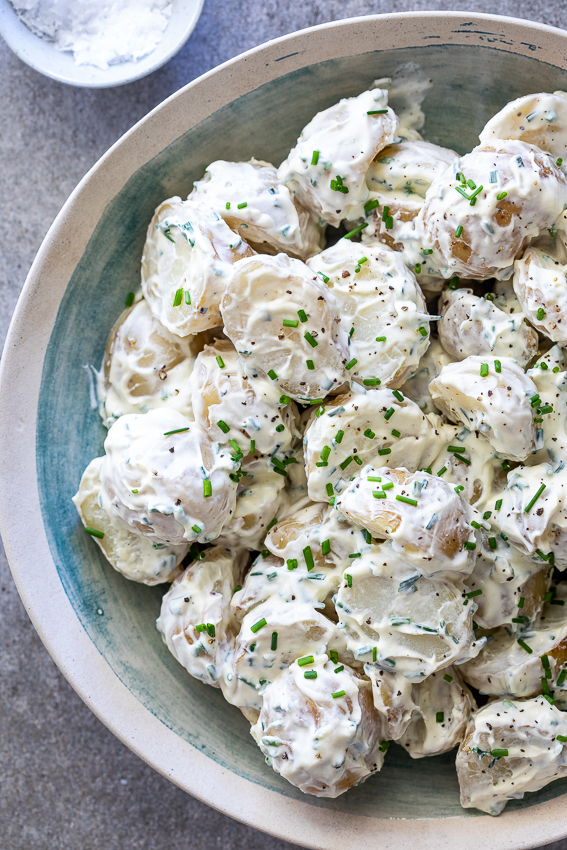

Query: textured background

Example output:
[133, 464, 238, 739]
[2, 2, 567, 848]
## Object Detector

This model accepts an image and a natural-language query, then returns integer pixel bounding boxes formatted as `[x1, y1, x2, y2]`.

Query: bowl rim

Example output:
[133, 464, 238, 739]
[3, 11, 567, 848]
[0, 0, 205, 88]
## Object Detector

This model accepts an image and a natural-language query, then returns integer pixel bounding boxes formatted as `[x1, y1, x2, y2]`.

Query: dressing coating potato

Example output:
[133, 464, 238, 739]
[190, 158, 325, 259]
[429, 356, 537, 461]
[438, 287, 538, 366]
[73, 457, 186, 584]
[142, 197, 253, 337]
[306, 238, 429, 387]
[336, 466, 477, 577]
[417, 140, 567, 280]
[303, 388, 441, 502]
[514, 246, 567, 344]
[100, 409, 238, 545]
[526, 357, 567, 470]
[250, 655, 386, 797]
[479, 92, 567, 160]
[401, 338, 456, 414]
[457, 697, 567, 815]
[222, 253, 348, 401]
[99, 299, 198, 427]
[157, 546, 245, 686]
[278, 88, 398, 226]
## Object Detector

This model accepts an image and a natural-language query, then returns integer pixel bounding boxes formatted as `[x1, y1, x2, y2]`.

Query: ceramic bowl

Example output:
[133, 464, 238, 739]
[0, 0, 204, 87]
[3, 12, 567, 850]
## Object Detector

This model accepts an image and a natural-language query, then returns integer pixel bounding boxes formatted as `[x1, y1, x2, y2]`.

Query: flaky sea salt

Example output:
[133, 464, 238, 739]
[9, 0, 173, 69]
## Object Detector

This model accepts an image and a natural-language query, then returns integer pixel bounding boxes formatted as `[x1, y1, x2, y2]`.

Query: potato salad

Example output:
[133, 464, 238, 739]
[74, 77, 567, 813]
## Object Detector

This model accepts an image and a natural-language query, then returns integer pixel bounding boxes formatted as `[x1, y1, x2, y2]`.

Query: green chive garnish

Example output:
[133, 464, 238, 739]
[216, 355, 225, 368]
[125, 292, 135, 307]
[304, 671, 317, 679]
[267, 369, 277, 380]
[494, 359, 501, 373]
[367, 109, 388, 114]
[297, 309, 308, 323]
[251, 618, 267, 634]
[311, 150, 319, 165]
[271, 632, 278, 651]
[163, 427, 190, 435]
[455, 225, 463, 238]
[396, 495, 417, 506]
[517, 638, 533, 653]
[363, 378, 381, 386]
[488, 537, 497, 550]
[332, 690, 346, 698]
[391, 429, 401, 438]
[480, 363, 489, 377]
[491, 749, 508, 758]
[306, 359, 314, 370]
[344, 222, 369, 240]
[496, 191, 507, 200]
[203, 480, 212, 498]
[287, 559, 298, 570]
[464, 541, 476, 551]
[304, 332, 318, 348]
[237, 202, 247, 209]
[326, 483, 333, 497]
[191, 524, 201, 534]
[418, 326, 428, 337]
[364, 199, 379, 215]
[537, 307, 546, 321]
[283, 319, 299, 328]
[557, 670, 567, 686]
[298, 655, 314, 667]
[321, 539, 331, 556]
[378, 447, 391, 456]
[217, 420, 230, 433]
[364, 428, 375, 439]
[443, 674, 453, 683]
[345, 573, 352, 588]
[304, 546, 314, 571]
[345, 357, 357, 370]
[85, 527, 104, 539]
[172, 288, 183, 307]
[525, 484, 546, 513]
[465, 589, 482, 598]
[335, 430, 344, 444]
[384, 408, 395, 421]
[340, 456, 353, 470]
[436, 712, 444, 723]
[376, 335, 387, 343]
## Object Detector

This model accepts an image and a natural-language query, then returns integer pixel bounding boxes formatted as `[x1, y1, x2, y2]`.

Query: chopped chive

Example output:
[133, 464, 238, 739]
[495, 499, 502, 511]
[304, 332, 318, 348]
[345, 357, 357, 370]
[453, 452, 471, 465]
[332, 690, 346, 699]
[364, 428, 375, 439]
[203, 480, 212, 498]
[306, 359, 314, 370]
[558, 158, 564, 166]
[465, 589, 482, 599]
[283, 319, 299, 328]
[304, 671, 317, 679]
[415, 263, 422, 274]
[336, 430, 344, 444]
[471, 521, 482, 530]
[496, 191, 507, 200]
[326, 483, 334, 497]
[364, 199, 379, 214]
[266, 517, 278, 532]
[372, 646, 377, 662]
[363, 378, 381, 386]
[483, 511, 492, 520]
[340, 456, 353, 470]
[348, 553, 361, 559]
[279, 394, 291, 406]
[320, 445, 331, 462]
[391, 429, 401, 438]
[172, 288, 183, 307]
[334, 664, 344, 673]
[557, 735, 567, 743]
[557, 669, 567, 686]
[251, 618, 267, 634]
[375, 336, 387, 343]
[317, 271, 330, 283]
[464, 541, 476, 551]
[267, 369, 278, 380]
[125, 292, 135, 307]
[379, 740, 390, 752]
[321, 539, 331, 556]
[455, 485, 464, 493]
[184, 290, 191, 305]
[378, 447, 391, 456]
[382, 482, 394, 490]
[418, 326, 428, 337]
[216, 355, 225, 369]
[298, 655, 314, 667]
[537, 308, 546, 321]
[131, 489, 138, 494]
[287, 559, 298, 570]
[367, 109, 388, 114]
[502, 460, 511, 472]
[345, 573, 352, 588]
[353, 455, 363, 466]
[192, 524, 201, 534]
[225, 201, 231, 209]
[449, 445, 466, 453]
[344, 222, 369, 240]
[437, 466, 447, 477]
[368, 476, 382, 482]
[518, 596, 525, 609]
[455, 225, 463, 238]
[491, 749, 508, 758]
[311, 150, 319, 165]
[217, 420, 230, 434]
[163, 427, 190, 435]
[384, 408, 395, 421]
[488, 537, 497, 550]
[237, 202, 247, 209]
[493, 360, 502, 374]
[443, 674, 453, 683]
[525, 484, 546, 513]
[538, 405, 553, 415]
[396, 495, 417, 507]
[517, 638, 533, 654]
[85, 527, 104, 539]
[271, 632, 278, 651]
[436, 711, 444, 723]
[480, 363, 489, 377]
[297, 309, 308, 323]
[303, 546, 315, 571]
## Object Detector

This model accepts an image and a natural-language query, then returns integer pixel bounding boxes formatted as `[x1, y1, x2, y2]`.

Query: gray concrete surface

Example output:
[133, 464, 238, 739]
[2, 1, 567, 848]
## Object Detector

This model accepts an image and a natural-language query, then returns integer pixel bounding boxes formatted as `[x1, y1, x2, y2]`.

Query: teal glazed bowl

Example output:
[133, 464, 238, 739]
[3, 13, 567, 849]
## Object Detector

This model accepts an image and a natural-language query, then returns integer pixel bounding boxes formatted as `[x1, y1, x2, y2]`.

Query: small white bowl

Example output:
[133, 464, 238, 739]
[0, 0, 204, 87]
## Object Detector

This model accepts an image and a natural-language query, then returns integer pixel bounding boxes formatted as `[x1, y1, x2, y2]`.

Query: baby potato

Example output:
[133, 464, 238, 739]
[465, 533, 550, 630]
[278, 88, 398, 226]
[479, 91, 567, 160]
[216, 469, 288, 551]
[526, 356, 567, 469]
[457, 697, 567, 815]
[514, 246, 567, 344]
[364, 668, 417, 740]
[141, 197, 253, 337]
[416, 140, 567, 280]
[488, 462, 567, 563]
[303, 388, 441, 502]
[437, 287, 538, 366]
[188, 338, 300, 461]
[335, 466, 477, 577]
[401, 338, 456, 414]
[190, 158, 325, 259]
[459, 601, 567, 698]
[250, 655, 386, 797]
[72, 457, 187, 584]
[100, 409, 238, 545]
[223, 598, 342, 713]
[335, 548, 483, 677]
[398, 666, 476, 758]
[306, 239, 430, 388]
[429, 355, 537, 461]
[156, 546, 245, 687]
[221, 253, 348, 401]
[99, 299, 198, 427]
